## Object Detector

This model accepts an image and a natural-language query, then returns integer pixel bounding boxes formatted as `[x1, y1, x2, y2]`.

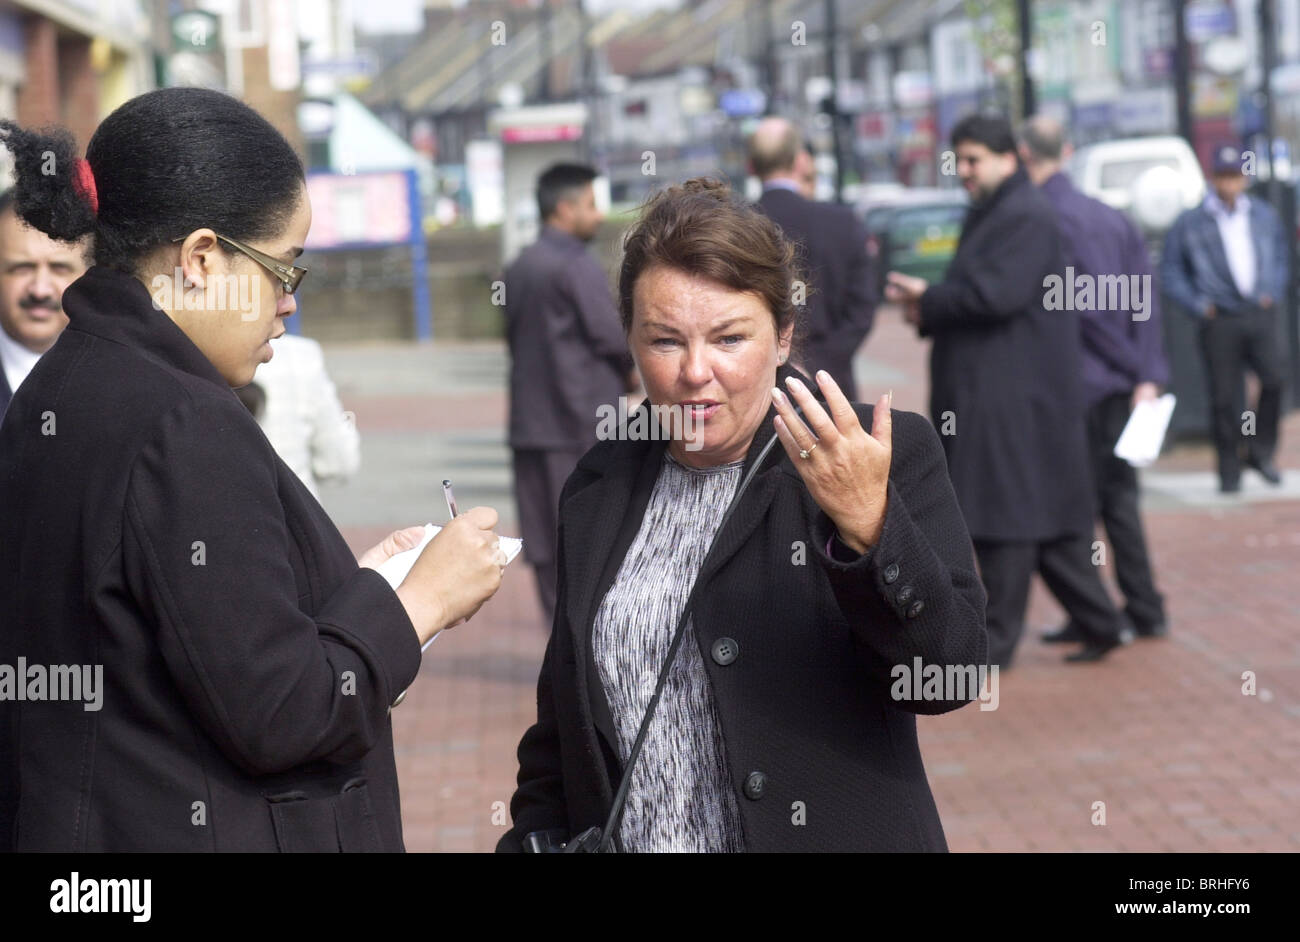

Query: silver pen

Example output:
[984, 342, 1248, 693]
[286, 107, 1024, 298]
[442, 479, 459, 519]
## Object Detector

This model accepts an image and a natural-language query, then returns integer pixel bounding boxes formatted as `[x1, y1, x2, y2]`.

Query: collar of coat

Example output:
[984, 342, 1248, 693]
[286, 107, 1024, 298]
[967, 166, 1030, 224]
[61, 265, 232, 393]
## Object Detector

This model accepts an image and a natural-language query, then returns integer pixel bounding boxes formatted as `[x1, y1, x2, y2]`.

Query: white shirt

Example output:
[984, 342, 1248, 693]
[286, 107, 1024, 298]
[1205, 193, 1257, 298]
[0, 324, 43, 397]
[250, 334, 360, 499]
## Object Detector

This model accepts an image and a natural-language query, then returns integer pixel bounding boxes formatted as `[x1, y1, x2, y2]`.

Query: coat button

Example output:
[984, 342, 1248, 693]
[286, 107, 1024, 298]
[897, 584, 914, 604]
[883, 562, 900, 584]
[711, 637, 739, 666]
[907, 599, 925, 619]
[743, 771, 766, 800]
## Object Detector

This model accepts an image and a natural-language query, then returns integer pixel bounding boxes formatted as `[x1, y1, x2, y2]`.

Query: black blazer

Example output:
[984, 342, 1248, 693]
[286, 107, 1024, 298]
[755, 188, 877, 391]
[918, 169, 1094, 543]
[499, 365, 988, 852]
[0, 266, 422, 851]
[0, 361, 11, 421]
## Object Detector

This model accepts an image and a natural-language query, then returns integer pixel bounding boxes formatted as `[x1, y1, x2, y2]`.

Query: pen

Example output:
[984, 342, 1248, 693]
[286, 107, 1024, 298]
[442, 479, 459, 519]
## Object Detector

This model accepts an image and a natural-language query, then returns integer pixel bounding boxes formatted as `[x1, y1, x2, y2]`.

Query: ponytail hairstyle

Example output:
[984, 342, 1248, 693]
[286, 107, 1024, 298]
[0, 87, 305, 274]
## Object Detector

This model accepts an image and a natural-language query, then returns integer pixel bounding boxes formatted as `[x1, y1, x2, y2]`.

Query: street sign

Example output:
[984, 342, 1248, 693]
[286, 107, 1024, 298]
[719, 89, 766, 117]
[171, 10, 219, 52]
[1184, 1, 1235, 43]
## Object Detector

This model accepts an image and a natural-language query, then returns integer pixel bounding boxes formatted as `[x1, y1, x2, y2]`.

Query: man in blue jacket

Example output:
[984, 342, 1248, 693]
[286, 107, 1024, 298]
[1021, 116, 1170, 641]
[1161, 144, 1289, 492]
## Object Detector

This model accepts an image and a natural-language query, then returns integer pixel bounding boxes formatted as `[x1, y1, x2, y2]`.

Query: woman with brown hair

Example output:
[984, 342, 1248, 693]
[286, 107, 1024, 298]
[498, 178, 988, 853]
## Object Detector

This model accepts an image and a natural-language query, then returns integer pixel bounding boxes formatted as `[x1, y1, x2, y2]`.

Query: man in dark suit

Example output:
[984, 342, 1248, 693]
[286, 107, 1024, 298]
[1161, 144, 1289, 492]
[750, 118, 876, 399]
[0, 190, 87, 422]
[1021, 116, 1170, 642]
[886, 114, 1128, 665]
[504, 163, 634, 625]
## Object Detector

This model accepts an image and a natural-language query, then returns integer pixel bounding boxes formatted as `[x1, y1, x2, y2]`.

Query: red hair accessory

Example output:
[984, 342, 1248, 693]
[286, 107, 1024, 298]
[72, 158, 98, 215]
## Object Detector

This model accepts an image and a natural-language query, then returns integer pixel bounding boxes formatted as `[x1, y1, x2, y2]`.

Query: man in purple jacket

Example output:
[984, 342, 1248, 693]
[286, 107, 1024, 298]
[1020, 117, 1170, 641]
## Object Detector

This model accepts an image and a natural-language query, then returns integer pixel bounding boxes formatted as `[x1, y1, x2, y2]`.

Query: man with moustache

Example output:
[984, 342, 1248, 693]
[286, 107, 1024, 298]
[885, 114, 1128, 666]
[0, 190, 88, 422]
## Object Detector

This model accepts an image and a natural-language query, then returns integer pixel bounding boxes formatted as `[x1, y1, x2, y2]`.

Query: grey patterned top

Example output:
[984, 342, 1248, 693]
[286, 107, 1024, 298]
[591, 450, 747, 853]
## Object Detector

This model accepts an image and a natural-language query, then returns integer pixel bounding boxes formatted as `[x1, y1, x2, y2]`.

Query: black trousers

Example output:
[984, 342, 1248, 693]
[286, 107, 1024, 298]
[1198, 306, 1283, 483]
[974, 535, 1124, 668]
[511, 446, 585, 627]
[1086, 392, 1166, 630]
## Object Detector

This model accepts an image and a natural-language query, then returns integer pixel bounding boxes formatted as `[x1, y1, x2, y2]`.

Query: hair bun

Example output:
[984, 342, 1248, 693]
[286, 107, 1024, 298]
[0, 120, 96, 241]
[678, 177, 733, 201]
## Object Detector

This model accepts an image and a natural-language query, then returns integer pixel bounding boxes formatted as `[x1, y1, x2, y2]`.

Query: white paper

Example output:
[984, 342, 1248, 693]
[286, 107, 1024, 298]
[376, 524, 523, 652]
[1113, 393, 1176, 468]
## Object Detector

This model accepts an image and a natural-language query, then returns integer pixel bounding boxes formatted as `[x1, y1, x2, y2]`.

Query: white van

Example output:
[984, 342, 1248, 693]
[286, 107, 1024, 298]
[1067, 136, 1205, 222]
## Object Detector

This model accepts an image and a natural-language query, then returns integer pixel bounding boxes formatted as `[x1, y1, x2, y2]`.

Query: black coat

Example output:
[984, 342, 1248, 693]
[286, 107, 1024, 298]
[755, 188, 877, 394]
[0, 266, 422, 851]
[918, 169, 1094, 543]
[498, 366, 988, 852]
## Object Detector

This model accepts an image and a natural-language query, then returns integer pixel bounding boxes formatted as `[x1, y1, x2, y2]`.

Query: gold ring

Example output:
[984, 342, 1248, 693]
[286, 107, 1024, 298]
[799, 443, 818, 460]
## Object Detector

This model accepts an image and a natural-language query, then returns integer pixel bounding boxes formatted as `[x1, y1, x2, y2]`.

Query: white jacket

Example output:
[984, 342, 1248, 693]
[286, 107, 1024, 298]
[252, 334, 360, 499]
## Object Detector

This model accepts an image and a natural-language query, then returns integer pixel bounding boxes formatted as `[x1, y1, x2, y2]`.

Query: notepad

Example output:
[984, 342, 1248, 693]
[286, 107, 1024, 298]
[376, 524, 523, 652]
[1113, 394, 1176, 468]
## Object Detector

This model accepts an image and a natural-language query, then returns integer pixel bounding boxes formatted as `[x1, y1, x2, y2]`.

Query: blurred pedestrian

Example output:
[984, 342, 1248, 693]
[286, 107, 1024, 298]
[0, 189, 88, 423]
[886, 114, 1127, 665]
[1160, 143, 1289, 493]
[1020, 116, 1170, 642]
[500, 179, 986, 853]
[253, 332, 360, 500]
[798, 138, 817, 198]
[504, 163, 635, 626]
[0, 89, 505, 851]
[750, 117, 876, 399]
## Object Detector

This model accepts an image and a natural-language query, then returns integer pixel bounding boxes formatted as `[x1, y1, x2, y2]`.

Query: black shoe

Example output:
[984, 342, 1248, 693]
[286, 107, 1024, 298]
[1041, 621, 1084, 644]
[1133, 619, 1168, 639]
[1064, 636, 1125, 663]
[1244, 455, 1282, 485]
[1220, 477, 1242, 493]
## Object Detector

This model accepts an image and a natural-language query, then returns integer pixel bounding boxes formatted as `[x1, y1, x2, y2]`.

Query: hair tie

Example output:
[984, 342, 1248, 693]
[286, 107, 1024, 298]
[72, 158, 98, 215]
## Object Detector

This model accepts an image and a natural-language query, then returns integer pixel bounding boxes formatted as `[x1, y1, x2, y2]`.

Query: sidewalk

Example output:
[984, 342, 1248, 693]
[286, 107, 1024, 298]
[319, 307, 1300, 852]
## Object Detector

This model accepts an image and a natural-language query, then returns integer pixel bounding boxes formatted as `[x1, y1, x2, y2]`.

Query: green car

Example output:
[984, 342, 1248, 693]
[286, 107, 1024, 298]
[861, 191, 968, 296]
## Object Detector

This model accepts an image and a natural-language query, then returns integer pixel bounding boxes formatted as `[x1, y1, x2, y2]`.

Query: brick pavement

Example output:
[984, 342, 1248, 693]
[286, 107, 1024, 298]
[325, 308, 1300, 852]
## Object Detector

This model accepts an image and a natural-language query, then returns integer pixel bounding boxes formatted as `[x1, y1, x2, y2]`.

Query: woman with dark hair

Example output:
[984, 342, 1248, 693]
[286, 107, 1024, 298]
[499, 178, 988, 852]
[0, 88, 505, 851]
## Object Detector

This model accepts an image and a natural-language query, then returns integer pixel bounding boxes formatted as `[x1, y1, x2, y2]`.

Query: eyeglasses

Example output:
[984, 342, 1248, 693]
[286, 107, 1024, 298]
[171, 233, 308, 295]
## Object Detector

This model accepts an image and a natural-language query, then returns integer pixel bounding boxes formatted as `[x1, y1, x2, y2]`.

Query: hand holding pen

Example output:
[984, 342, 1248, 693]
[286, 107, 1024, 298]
[389, 480, 504, 647]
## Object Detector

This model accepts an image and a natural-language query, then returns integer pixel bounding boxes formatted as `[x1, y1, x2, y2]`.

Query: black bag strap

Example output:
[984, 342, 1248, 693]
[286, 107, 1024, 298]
[589, 421, 792, 852]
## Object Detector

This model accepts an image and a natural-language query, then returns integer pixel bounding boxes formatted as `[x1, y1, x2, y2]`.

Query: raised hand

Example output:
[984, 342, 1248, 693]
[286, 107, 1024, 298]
[771, 370, 892, 554]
